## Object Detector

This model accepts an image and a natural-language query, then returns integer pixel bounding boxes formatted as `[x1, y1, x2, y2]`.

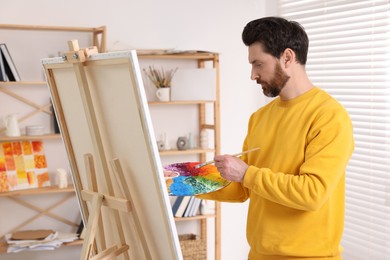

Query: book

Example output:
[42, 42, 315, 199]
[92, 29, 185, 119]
[189, 198, 202, 217]
[183, 196, 196, 217]
[11, 229, 55, 240]
[0, 43, 21, 81]
[0, 51, 6, 81]
[76, 220, 84, 237]
[174, 196, 191, 218]
[171, 196, 184, 216]
[51, 101, 61, 134]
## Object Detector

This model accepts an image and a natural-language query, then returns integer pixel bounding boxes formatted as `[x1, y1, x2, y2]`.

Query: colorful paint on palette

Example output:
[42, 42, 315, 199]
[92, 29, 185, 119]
[164, 162, 230, 196]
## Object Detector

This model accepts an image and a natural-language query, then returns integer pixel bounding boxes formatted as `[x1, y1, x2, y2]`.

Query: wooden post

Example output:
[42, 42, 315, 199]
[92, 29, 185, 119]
[80, 155, 137, 260]
[111, 158, 152, 260]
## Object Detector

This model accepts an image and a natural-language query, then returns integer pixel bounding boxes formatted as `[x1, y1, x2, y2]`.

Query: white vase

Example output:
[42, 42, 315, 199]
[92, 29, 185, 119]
[200, 129, 209, 149]
[3, 114, 21, 137]
[156, 88, 170, 102]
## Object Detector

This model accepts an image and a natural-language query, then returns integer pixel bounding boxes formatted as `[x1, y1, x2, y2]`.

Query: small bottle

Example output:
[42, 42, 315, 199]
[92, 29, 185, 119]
[56, 168, 68, 189]
[163, 133, 170, 150]
[200, 129, 209, 149]
[188, 132, 195, 149]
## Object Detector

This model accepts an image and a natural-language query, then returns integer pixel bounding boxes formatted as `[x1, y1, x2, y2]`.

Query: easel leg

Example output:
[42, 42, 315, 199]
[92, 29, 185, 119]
[81, 193, 104, 260]
[84, 154, 107, 252]
[82, 154, 131, 260]
[111, 158, 152, 260]
[90, 244, 130, 260]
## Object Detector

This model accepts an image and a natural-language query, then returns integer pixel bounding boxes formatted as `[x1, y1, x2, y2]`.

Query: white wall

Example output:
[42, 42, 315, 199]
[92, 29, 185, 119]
[0, 1, 277, 259]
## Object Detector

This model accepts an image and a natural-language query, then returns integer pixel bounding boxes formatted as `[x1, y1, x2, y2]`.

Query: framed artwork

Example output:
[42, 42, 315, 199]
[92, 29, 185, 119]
[0, 140, 50, 192]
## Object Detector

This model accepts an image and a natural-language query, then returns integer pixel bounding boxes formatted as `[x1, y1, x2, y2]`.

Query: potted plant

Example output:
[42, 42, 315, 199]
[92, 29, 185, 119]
[143, 66, 177, 101]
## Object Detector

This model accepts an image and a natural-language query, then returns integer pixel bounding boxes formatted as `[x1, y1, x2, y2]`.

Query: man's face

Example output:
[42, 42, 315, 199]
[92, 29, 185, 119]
[248, 42, 290, 97]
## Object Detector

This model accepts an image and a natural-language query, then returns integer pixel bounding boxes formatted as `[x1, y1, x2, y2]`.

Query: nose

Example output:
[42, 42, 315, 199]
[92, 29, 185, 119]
[251, 70, 259, 81]
[250, 65, 259, 81]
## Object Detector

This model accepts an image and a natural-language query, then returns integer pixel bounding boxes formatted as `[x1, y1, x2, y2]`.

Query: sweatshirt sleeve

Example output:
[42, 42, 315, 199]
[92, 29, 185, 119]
[196, 181, 249, 202]
[243, 105, 354, 211]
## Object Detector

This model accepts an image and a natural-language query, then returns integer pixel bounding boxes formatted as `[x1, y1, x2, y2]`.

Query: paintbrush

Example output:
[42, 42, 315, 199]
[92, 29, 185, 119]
[194, 147, 260, 169]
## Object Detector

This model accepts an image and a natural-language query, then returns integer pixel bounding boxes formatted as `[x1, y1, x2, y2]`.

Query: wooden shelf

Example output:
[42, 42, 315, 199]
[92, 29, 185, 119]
[0, 238, 83, 253]
[159, 148, 214, 156]
[174, 214, 215, 222]
[0, 185, 75, 197]
[0, 134, 61, 142]
[148, 100, 215, 105]
[0, 81, 47, 86]
[63, 239, 83, 247]
[138, 51, 217, 61]
[0, 24, 105, 33]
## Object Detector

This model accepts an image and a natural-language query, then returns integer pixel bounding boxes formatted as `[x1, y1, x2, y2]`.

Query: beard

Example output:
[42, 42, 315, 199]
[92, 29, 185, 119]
[257, 62, 290, 97]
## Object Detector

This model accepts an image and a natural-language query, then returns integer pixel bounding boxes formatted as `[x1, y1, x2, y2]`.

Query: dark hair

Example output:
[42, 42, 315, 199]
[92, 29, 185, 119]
[242, 16, 309, 65]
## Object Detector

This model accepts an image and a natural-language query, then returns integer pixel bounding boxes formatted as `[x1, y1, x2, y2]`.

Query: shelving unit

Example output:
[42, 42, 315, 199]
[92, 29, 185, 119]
[139, 51, 221, 260]
[0, 24, 106, 255]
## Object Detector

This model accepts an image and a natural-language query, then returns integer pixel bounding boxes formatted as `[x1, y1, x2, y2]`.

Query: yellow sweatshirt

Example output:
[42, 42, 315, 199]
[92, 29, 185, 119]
[199, 87, 354, 259]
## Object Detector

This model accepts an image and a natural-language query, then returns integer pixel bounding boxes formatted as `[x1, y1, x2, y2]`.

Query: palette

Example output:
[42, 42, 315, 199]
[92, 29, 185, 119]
[164, 162, 230, 196]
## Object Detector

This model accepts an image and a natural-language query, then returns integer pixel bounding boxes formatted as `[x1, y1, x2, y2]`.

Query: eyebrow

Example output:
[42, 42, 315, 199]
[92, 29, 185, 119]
[249, 59, 262, 65]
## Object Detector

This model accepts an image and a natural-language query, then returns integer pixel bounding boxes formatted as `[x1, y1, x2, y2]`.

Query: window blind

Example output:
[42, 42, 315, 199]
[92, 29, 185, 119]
[279, 1, 390, 259]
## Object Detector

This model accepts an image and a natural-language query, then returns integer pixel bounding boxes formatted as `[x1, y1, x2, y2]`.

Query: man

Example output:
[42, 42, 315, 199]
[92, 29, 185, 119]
[198, 17, 354, 259]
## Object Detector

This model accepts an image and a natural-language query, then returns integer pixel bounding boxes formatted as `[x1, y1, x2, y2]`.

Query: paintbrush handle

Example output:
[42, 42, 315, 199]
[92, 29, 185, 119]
[195, 147, 260, 169]
[230, 147, 261, 158]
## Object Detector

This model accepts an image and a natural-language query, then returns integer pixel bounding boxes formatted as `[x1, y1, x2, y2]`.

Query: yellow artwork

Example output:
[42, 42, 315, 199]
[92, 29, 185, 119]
[0, 140, 50, 192]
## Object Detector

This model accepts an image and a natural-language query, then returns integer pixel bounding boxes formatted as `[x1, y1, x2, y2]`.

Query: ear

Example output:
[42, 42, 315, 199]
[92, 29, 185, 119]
[281, 48, 295, 68]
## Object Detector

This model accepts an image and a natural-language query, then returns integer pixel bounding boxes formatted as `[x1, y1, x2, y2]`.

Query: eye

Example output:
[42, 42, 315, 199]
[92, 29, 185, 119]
[253, 62, 262, 68]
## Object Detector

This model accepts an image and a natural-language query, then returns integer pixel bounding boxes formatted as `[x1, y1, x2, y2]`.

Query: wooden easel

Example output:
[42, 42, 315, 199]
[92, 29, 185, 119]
[80, 154, 151, 260]
[62, 41, 151, 260]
